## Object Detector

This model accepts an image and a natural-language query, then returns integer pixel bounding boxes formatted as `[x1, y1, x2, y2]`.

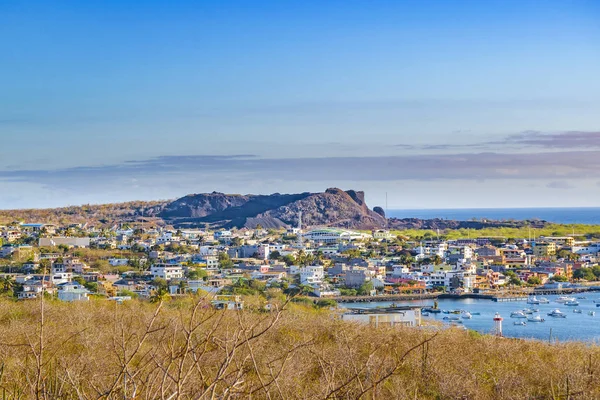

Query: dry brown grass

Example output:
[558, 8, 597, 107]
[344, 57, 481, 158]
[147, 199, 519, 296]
[0, 297, 598, 399]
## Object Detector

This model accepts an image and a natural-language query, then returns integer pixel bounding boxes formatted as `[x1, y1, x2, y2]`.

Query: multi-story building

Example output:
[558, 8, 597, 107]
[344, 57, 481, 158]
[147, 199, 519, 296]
[533, 242, 556, 257]
[150, 263, 184, 280]
[539, 236, 575, 247]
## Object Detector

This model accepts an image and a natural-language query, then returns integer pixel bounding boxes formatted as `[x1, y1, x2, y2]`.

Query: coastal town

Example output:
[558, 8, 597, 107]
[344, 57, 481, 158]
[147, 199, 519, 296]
[2, 218, 599, 307]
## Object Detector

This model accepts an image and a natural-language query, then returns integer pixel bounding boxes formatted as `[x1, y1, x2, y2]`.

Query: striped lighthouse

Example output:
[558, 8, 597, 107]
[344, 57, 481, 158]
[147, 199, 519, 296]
[493, 312, 503, 337]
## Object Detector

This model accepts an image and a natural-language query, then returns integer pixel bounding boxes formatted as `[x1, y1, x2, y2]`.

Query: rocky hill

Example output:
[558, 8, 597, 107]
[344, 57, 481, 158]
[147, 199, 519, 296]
[158, 188, 387, 229]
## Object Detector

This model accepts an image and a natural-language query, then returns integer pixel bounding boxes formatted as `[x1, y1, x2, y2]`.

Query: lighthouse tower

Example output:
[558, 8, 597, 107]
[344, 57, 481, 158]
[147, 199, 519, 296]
[493, 313, 503, 337]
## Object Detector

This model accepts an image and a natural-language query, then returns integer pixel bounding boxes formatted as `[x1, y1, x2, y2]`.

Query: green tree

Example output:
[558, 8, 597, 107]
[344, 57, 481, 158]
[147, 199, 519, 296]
[150, 288, 170, 303]
[550, 274, 568, 282]
[343, 249, 361, 260]
[73, 276, 86, 285]
[92, 259, 111, 274]
[187, 268, 208, 281]
[38, 259, 51, 274]
[573, 268, 595, 281]
[527, 276, 542, 285]
[84, 281, 98, 293]
[0, 276, 15, 295]
[357, 281, 375, 295]
[218, 252, 234, 269]
[151, 277, 168, 290]
[282, 254, 296, 266]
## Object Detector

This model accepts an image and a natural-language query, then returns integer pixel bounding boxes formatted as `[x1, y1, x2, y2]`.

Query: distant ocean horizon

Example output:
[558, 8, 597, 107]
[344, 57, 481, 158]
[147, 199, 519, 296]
[387, 207, 600, 225]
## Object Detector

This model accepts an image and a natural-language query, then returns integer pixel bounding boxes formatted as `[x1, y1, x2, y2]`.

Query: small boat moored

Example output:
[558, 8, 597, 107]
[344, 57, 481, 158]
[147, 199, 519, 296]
[511, 311, 527, 318]
[589, 311, 596, 316]
[548, 309, 567, 318]
[443, 316, 461, 321]
[565, 300, 580, 306]
[514, 321, 527, 326]
[527, 315, 545, 323]
[556, 296, 576, 304]
[573, 309, 583, 314]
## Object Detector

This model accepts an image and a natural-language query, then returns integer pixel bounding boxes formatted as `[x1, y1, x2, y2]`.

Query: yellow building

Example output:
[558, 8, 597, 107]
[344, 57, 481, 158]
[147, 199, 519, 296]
[539, 236, 575, 247]
[533, 242, 556, 257]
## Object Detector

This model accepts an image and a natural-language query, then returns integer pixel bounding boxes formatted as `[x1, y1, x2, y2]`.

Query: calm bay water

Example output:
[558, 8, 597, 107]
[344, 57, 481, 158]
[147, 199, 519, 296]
[388, 208, 600, 225]
[341, 294, 600, 342]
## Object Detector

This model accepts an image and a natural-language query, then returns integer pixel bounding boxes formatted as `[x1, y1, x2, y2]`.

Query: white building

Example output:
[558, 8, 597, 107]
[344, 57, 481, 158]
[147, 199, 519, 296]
[109, 258, 129, 267]
[151, 264, 184, 280]
[303, 228, 367, 244]
[295, 266, 324, 285]
[342, 307, 422, 327]
[372, 230, 395, 240]
[573, 243, 600, 255]
[57, 283, 90, 302]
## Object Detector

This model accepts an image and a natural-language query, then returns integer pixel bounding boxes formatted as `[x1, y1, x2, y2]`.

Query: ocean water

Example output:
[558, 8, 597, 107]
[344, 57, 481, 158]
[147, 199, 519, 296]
[341, 294, 600, 342]
[388, 208, 600, 225]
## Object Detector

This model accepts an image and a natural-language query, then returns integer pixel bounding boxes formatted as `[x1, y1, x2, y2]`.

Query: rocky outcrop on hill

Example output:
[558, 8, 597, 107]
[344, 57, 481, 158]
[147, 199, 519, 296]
[159, 188, 386, 229]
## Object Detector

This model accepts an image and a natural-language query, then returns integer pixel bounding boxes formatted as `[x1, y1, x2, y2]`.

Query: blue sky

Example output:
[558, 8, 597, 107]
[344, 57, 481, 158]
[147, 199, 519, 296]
[1, 0, 600, 209]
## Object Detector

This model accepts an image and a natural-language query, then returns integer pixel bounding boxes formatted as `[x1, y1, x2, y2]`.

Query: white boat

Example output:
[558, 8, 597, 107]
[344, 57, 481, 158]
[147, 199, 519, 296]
[462, 312, 472, 319]
[556, 296, 576, 304]
[573, 309, 582, 314]
[589, 311, 596, 316]
[510, 311, 527, 318]
[527, 296, 540, 305]
[565, 300, 579, 306]
[443, 316, 461, 321]
[522, 308, 534, 314]
[514, 321, 527, 326]
[538, 297, 550, 304]
[527, 315, 545, 323]
[548, 309, 567, 318]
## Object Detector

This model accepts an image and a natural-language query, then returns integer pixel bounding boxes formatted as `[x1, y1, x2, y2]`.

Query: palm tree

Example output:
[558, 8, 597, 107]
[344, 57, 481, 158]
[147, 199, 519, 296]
[0, 276, 15, 294]
[178, 280, 189, 294]
[150, 288, 170, 303]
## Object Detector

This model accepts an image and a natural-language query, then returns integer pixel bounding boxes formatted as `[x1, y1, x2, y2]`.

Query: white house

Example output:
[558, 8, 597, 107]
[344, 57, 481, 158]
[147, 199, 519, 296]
[109, 258, 129, 267]
[342, 307, 422, 327]
[151, 264, 184, 280]
[297, 266, 324, 285]
[57, 283, 90, 302]
[573, 243, 600, 255]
